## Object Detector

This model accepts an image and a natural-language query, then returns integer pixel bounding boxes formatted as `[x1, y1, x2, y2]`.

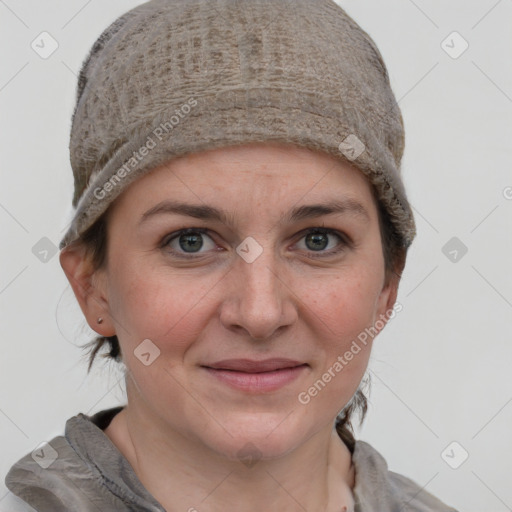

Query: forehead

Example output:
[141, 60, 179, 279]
[108, 142, 377, 220]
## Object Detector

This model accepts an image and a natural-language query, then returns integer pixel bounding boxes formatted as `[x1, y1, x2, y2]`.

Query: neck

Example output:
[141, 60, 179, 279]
[104, 389, 355, 512]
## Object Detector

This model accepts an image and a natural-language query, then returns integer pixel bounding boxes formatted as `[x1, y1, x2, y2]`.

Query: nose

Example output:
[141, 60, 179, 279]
[219, 247, 297, 341]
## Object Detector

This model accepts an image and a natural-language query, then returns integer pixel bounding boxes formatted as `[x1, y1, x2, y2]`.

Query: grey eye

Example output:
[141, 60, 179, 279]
[178, 232, 204, 252]
[305, 232, 330, 251]
[165, 229, 216, 255]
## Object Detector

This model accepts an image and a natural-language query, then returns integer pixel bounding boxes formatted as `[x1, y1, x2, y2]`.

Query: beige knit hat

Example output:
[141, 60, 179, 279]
[59, 0, 416, 250]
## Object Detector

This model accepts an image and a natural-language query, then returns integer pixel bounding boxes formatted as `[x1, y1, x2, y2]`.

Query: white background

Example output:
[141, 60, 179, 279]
[1, 1, 511, 511]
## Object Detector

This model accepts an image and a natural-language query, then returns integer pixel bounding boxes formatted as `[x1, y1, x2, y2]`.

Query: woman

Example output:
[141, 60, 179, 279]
[5, 0, 458, 510]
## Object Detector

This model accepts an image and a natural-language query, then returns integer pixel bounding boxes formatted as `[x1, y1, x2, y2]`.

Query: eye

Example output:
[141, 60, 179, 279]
[161, 226, 350, 260]
[294, 228, 349, 258]
[162, 228, 218, 257]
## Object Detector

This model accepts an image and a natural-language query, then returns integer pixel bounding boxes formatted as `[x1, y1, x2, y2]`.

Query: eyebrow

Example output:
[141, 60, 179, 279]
[139, 198, 370, 227]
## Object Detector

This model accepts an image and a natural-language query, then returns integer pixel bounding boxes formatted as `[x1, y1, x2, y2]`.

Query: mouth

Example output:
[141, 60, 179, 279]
[202, 358, 307, 373]
[200, 359, 308, 392]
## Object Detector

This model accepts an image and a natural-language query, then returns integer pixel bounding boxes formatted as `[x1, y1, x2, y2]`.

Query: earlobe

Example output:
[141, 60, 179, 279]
[59, 245, 115, 336]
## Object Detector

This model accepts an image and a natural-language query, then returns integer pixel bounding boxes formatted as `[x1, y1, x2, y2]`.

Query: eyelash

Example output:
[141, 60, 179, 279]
[160, 227, 351, 260]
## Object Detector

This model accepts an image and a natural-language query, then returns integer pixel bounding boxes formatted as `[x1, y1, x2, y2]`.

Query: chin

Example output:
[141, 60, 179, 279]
[198, 412, 315, 463]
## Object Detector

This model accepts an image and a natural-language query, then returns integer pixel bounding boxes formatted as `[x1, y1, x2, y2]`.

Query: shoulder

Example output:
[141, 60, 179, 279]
[4, 407, 151, 512]
[4, 434, 120, 512]
[352, 440, 459, 512]
[0, 491, 38, 512]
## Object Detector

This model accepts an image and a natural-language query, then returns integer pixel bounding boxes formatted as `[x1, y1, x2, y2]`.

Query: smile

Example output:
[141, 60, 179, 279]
[201, 359, 309, 393]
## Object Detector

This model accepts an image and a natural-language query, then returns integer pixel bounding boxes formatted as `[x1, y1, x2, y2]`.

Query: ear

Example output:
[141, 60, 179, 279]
[374, 248, 406, 334]
[59, 244, 116, 337]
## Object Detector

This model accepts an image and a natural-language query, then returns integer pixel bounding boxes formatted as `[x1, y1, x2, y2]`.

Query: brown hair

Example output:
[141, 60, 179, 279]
[73, 184, 406, 452]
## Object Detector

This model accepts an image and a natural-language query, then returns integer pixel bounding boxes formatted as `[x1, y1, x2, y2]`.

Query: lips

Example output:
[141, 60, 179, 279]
[201, 358, 308, 392]
[202, 358, 306, 373]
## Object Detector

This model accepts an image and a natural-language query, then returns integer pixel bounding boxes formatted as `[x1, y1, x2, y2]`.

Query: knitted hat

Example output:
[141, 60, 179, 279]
[59, 0, 416, 250]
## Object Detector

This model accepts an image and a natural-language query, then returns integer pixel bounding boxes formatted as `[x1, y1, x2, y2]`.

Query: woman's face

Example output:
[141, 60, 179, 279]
[88, 142, 399, 459]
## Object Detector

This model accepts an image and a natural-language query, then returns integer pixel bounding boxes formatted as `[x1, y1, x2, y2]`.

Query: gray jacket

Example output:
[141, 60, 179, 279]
[5, 407, 458, 511]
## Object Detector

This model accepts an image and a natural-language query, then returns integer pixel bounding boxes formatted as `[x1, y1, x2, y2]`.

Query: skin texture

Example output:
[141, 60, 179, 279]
[60, 141, 403, 512]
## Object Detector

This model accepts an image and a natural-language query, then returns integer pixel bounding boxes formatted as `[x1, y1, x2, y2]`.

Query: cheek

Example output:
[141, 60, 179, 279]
[302, 266, 383, 348]
[295, 272, 378, 415]
[107, 259, 218, 357]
